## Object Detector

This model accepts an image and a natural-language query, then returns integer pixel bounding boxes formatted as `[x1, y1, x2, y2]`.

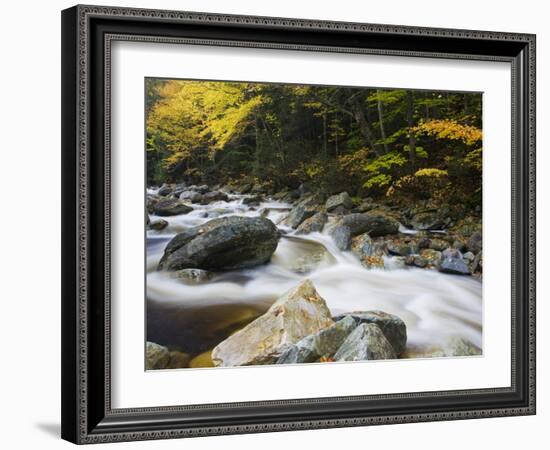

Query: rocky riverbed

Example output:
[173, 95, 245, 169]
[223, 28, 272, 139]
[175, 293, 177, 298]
[146, 182, 482, 370]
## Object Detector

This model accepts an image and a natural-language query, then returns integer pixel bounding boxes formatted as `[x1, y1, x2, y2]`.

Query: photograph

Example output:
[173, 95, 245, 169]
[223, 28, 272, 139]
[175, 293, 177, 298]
[145, 79, 484, 370]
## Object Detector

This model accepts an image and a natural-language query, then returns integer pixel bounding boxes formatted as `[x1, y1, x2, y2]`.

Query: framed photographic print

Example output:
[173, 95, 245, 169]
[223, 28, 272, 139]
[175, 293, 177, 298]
[61, 4, 536, 444]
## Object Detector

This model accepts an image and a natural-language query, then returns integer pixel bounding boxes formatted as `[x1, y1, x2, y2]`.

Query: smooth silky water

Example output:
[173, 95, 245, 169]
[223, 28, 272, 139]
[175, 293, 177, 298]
[146, 190, 482, 365]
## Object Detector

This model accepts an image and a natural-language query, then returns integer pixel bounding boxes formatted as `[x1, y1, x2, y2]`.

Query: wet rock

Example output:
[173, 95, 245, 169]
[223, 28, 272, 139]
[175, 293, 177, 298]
[171, 183, 188, 197]
[211, 280, 334, 366]
[287, 242, 333, 274]
[419, 249, 442, 267]
[351, 232, 374, 259]
[298, 193, 325, 208]
[355, 200, 378, 213]
[201, 191, 229, 204]
[190, 193, 203, 203]
[359, 255, 385, 270]
[410, 210, 447, 230]
[463, 251, 475, 262]
[277, 316, 357, 364]
[146, 342, 170, 369]
[443, 337, 482, 356]
[146, 194, 161, 213]
[295, 212, 328, 234]
[157, 184, 174, 197]
[467, 231, 482, 254]
[242, 195, 264, 205]
[332, 311, 407, 355]
[149, 218, 168, 231]
[284, 205, 316, 229]
[330, 225, 352, 250]
[152, 198, 193, 216]
[169, 268, 212, 284]
[429, 238, 450, 252]
[439, 248, 470, 275]
[412, 255, 429, 268]
[339, 213, 399, 237]
[387, 241, 413, 256]
[333, 323, 396, 361]
[158, 216, 279, 271]
[325, 192, 353, 213]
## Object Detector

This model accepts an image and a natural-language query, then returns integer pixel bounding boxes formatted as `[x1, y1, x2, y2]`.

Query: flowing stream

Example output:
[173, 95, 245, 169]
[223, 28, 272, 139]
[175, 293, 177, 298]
[146, 189, 482, 363]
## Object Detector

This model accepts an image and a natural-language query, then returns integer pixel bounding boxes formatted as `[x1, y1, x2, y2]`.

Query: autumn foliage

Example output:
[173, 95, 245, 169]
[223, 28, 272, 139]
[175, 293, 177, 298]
[146, 80, 482, 211]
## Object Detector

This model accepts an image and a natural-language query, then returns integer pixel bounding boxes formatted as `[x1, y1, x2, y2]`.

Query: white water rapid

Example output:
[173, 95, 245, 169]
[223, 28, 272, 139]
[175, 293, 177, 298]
[146, 189, 482, 357]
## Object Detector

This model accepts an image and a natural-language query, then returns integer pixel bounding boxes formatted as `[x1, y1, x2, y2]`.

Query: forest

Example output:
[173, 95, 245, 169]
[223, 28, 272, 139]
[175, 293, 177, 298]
[146, 79, 482, 211]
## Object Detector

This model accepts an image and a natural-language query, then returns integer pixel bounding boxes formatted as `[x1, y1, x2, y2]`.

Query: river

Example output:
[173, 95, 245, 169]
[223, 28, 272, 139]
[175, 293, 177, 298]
[146, 189, 482, 366]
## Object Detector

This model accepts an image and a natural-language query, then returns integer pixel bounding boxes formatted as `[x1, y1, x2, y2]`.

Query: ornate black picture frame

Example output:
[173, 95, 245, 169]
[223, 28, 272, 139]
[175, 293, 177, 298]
[61, 4, 536, 444]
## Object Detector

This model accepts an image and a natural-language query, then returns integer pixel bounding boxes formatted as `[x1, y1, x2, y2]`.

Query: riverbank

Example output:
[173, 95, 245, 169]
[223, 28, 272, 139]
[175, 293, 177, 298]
[145, 181, 482, 369]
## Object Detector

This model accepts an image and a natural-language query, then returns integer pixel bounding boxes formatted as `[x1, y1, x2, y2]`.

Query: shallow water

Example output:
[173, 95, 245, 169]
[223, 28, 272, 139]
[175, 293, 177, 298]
[146, 189, 482, 358]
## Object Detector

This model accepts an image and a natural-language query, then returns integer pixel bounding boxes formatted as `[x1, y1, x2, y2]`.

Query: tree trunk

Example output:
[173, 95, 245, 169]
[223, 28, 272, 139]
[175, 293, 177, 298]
[349, 94, 382, 156]
[323, 111, 327, 155]
[406, 90, 416, 169]
[376, 90, 389, 154]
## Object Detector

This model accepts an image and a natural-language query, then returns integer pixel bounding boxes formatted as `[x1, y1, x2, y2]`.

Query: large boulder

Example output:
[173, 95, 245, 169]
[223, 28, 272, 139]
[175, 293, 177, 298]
[152, 198, 193, 216]
[277, 316, 357, 364]
[325, 192, 353, 213]
[201, 191, 229, 204]
[330, 224, 352, 250]
[333, 323, 396, 361]
[330, 213, 398, 250]
[284, 205, 316, 229]
[410, 211, 447, 230]
[438, 248, 470, 275]
[332, 310, 407, 355]
[157, 183, 174, 197]
[295, 212, 328, 234]
[340, 213, 399, 237]
[211, 280, 334, 366]
[158, 216, 279, 271]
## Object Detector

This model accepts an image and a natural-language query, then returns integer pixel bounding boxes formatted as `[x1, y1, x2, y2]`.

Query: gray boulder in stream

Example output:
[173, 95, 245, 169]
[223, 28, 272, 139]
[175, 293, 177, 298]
[330, 213, 399, 250]
[152, 198, 193, 216]
[295, 212, 328, 234]
[158, 216, 279, 271]
[325, 192, 353, 213]
[284, 204, 316, 228]
[438, 248, 470, 275]
[333, 323, 396, 361]
[277, 316, 357, 364]
[211, 279, 334, 366]
[341, 213, 399, 237]
[332, 310, 407, 355]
